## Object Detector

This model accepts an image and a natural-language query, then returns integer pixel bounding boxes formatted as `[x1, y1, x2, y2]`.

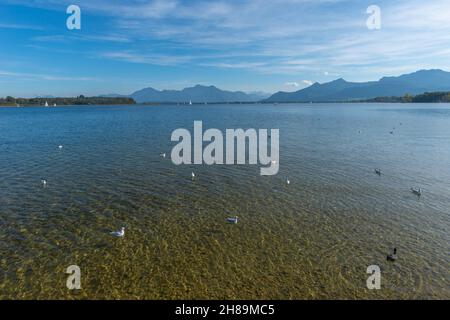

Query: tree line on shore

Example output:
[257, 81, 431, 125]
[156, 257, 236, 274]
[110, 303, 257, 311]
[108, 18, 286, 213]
[0, 95, 135, 106]
[362, 91, 450, 103]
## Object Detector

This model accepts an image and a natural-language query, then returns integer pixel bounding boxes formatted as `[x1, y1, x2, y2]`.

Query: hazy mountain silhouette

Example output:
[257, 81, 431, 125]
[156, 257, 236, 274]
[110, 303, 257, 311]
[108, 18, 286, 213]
[264, 69, 450, 102]
[130, 85, 266, 103]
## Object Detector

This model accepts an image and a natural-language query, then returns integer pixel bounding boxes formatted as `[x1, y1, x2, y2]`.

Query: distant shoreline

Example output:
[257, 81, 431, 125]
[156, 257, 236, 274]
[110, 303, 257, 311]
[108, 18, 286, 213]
[0, 96, 135, 107]
[2, 102, 450, 108]
[262, 91, 450, 104]
[1, 91, 450, 106]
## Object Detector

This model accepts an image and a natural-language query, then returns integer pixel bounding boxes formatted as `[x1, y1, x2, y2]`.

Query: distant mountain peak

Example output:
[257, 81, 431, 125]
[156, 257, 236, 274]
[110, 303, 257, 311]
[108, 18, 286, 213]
[415, 68, 444, 74]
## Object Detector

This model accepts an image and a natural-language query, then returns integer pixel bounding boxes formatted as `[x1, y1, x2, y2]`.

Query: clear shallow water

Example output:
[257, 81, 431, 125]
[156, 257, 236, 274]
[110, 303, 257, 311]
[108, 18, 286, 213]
[0, 103, 448, 299]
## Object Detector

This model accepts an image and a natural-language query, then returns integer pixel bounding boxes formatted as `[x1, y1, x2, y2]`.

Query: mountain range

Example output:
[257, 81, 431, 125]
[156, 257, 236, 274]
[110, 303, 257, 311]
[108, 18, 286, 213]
[101, 69, 450, 103]
[127, 85, 269, 103]
[264, 69, 450, 102]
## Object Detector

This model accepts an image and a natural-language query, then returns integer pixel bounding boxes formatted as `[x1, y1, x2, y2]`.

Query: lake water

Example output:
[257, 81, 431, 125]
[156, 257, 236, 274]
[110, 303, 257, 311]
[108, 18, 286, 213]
[0, 103, 449, 299]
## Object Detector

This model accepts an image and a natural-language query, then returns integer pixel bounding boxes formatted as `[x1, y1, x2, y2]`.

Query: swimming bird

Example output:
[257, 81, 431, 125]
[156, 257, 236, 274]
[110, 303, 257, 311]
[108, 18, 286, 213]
[111, 227, 125, 238]
[160, 152, 166, 158]
[375, 169, 382, 176]
[58, 145, 63, 149]
[411, 187, 421, 197]
[387, 248, 398, 262]
[41, 179, 47, 186]
[226, 216, 238, 224]
[271, 160, 277, 164]
[286, 178, 290, 185]
[390, 131, 394, 134]
[191, 172, 195, 180]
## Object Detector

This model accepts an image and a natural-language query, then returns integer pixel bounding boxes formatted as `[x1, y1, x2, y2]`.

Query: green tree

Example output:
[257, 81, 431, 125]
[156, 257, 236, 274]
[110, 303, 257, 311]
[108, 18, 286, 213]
[402, 93, 414, 102]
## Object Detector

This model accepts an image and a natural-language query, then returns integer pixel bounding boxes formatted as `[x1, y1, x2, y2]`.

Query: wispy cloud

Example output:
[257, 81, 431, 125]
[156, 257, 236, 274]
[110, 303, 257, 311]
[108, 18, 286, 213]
[0, 22, 44, 30]
[284, 80, 314, 89]
[285, 82, 300, 87]
[100, 51, 192, 66]
[33, 34, 131, 43]
[0, 70, 100, 81]
[199, 62, 268, 69]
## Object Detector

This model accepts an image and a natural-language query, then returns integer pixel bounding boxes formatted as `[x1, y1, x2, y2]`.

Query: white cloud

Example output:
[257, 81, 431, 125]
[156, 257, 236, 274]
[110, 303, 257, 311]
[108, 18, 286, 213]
[100, 51, 192, 66]
[284, 80, 314, 88]
[0, 70, 99, 81]
[33, 34, 131, 43]
[200, 62, 268, 69]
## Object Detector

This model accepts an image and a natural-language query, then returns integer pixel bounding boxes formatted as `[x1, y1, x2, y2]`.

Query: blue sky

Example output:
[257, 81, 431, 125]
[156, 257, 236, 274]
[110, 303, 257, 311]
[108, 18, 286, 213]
[1, 0, 450, 97]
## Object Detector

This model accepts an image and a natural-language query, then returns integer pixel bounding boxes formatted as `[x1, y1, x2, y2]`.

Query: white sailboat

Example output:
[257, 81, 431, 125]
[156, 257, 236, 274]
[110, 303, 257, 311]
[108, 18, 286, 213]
[53, 103, 57, 107]
[189, 100, 192, 105]
[45, 101, 49, 107]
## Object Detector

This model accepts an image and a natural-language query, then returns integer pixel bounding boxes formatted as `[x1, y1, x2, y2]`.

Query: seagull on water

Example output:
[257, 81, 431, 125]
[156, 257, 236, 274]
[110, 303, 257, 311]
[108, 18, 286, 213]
[41, 179, 47, 186]
[387, 248, 398, 262]
[58, 145, 63, 149]
[111, 227, 125, 238]
[191, 172, 195, 180]
[286, 178, 290, 185]
[375, 169, 381, 176]
[226, 216, 238, 224]
[160, 152, 166, 158]
[411, 187, 421, 197]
